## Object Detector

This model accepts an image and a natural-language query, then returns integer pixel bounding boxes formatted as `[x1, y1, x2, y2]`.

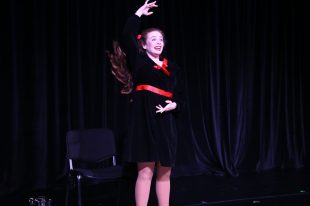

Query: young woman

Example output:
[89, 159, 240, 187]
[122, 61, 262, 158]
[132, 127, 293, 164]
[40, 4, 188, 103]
[108, 1, 183, 205]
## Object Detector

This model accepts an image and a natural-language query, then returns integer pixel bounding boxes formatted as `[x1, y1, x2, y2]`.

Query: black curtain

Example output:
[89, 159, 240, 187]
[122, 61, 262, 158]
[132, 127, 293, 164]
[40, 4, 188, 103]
[1, 0, 308, 196]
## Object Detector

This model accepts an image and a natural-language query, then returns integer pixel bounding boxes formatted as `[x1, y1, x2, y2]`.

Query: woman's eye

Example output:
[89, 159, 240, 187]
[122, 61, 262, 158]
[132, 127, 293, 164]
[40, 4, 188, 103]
[150, 38, 163, 42]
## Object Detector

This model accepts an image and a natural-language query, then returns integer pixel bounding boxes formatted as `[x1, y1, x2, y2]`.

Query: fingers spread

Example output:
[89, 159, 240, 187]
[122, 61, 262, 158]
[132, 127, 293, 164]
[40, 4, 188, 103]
[156, 104, 163, 109]
[147, 1, 158, 7]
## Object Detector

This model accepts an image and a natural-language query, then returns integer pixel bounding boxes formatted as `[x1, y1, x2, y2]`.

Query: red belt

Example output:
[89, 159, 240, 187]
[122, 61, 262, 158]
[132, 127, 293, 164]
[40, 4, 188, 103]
[135, 84, 173, 98]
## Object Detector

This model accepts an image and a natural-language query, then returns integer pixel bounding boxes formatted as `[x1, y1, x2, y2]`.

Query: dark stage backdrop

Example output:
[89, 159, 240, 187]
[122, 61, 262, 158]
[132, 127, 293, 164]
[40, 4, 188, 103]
[1, 0, 308, 197]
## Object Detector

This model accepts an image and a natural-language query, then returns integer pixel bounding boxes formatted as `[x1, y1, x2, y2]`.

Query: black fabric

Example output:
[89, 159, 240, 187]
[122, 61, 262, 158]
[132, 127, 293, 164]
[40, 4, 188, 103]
[1, 0, 308, 197]
[121, 15, 181, 167]
[66, 128, 116, 162]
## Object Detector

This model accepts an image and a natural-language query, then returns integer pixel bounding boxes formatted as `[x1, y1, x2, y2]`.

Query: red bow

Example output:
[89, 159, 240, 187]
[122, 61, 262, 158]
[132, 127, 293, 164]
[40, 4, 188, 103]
[153, 58, 170, 76]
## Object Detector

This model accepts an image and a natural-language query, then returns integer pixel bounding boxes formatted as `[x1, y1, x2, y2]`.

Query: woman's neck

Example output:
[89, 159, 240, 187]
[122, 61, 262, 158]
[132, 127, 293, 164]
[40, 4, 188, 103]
[146, 52, 162, 65]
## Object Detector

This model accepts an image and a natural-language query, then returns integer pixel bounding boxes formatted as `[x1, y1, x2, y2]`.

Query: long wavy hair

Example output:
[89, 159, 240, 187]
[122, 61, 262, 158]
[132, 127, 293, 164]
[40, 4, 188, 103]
[106, 28, 165, 94]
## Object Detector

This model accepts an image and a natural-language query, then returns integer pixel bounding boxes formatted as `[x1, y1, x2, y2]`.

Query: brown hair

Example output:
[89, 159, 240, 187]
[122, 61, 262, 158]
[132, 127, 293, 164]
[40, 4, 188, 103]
[106, 28, 165, 94]
[106, 41, 133, 94]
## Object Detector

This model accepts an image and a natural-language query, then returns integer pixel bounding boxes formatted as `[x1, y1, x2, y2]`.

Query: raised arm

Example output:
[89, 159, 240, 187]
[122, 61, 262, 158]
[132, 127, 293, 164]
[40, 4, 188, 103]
[122, 1, 158, 66]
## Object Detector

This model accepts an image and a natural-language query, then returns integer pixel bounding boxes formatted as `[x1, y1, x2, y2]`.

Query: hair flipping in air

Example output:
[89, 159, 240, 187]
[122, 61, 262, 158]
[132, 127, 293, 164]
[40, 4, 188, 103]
[106, 28, 165, 94]
[106, 41, 133, 94]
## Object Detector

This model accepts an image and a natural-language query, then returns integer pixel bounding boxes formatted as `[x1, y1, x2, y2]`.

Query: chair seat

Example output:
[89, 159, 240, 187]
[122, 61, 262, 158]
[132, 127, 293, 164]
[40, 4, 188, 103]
[74, 165, 123, 180]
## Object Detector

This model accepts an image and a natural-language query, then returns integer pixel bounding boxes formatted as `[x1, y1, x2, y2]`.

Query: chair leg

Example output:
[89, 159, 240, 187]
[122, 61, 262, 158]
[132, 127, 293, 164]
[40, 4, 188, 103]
[76, 175, 82, 206]
[65, 176, 71, 206]
[116, 179, 122, 206]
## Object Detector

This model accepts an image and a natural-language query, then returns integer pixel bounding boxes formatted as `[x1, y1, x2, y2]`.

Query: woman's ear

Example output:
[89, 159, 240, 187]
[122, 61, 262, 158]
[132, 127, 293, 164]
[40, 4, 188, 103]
[142, 43, 146, 50]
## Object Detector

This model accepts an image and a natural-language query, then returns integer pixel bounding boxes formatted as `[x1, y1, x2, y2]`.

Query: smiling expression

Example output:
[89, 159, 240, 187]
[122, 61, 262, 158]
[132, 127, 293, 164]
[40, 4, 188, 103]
[142, 31, 165, 58]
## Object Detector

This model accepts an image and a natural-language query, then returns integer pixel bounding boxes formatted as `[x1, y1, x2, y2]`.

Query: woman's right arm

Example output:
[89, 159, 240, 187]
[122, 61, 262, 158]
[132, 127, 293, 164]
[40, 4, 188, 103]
[121, 1, 158, 65]
[121, 15, 141, 61]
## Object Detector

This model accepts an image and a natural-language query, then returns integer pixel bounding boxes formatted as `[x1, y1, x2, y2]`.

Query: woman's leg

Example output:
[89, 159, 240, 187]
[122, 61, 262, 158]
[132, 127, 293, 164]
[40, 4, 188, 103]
[135, 162, 155, 206]
[156, 162, 172, 206]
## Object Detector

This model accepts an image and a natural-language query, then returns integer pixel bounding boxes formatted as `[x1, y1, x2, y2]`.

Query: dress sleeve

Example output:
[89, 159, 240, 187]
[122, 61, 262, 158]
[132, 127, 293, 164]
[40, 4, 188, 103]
[121, 15, 141, 69]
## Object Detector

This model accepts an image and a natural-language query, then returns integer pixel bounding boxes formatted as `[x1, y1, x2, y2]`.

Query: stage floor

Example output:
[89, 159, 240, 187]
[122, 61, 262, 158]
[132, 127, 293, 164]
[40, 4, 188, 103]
[2, 168, 310, 206]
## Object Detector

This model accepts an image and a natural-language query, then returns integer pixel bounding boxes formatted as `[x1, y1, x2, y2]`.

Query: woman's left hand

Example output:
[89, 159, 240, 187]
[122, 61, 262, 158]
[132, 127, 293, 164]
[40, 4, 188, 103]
[156, 100, 177, 113]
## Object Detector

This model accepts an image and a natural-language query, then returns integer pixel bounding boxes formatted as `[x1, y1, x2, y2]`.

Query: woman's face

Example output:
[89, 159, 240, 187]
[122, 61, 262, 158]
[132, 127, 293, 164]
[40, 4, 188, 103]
[143, 30, 165, 58]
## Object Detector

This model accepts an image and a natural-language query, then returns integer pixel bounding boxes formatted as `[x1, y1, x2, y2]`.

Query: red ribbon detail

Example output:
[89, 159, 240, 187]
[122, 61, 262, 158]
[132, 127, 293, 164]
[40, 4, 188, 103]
[153, 58, 170, 76]
[136, 84, 173, 98]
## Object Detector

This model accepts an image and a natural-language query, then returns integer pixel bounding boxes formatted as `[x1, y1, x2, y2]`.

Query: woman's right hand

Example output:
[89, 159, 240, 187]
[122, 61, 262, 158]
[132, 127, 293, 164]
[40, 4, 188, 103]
[135, 0, 158, 17]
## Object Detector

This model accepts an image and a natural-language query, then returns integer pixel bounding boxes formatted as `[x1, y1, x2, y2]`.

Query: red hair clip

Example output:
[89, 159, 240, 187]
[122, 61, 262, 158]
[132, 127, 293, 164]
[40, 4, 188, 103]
[137, 34, 142, 40]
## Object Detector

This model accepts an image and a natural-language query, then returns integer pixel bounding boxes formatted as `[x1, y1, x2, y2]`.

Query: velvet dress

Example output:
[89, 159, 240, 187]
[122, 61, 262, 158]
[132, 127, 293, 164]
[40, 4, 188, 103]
[121, 15, 182, 167]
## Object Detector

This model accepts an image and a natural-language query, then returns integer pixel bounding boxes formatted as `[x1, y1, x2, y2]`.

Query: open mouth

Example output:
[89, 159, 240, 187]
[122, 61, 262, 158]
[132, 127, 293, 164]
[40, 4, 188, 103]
[154, 46, 162, 51]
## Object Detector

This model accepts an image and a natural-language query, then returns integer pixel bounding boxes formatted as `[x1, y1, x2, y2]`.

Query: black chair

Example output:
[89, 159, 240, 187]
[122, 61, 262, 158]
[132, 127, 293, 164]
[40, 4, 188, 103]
[65, 128, 123, 206]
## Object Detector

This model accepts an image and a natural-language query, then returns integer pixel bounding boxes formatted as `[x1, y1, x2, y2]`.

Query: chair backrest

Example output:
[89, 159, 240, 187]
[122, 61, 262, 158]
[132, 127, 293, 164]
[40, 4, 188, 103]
[66, 128, 116, 162]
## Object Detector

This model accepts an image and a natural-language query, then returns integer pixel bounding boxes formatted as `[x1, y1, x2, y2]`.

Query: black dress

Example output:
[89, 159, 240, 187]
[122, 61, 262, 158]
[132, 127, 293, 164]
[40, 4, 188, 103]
[122, 15, 182, 167]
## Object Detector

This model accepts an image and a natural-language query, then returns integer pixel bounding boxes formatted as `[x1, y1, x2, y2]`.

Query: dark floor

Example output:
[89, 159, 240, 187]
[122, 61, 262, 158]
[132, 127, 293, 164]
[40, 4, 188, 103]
[2, 168, 310, 206]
